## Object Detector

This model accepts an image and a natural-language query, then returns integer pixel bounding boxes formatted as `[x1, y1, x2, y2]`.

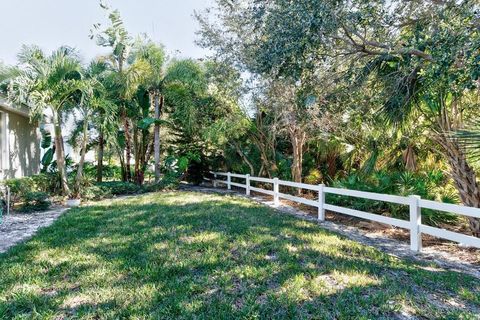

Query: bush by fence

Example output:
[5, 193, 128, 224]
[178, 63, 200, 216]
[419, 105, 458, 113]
[211, 171, 480, 252]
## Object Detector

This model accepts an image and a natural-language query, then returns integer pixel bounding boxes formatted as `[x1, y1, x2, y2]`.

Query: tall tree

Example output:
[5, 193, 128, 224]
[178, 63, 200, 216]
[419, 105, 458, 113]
[91, 4, 146, 182]
[132, 39, 166, 183]
[5, 45, 84, 195]
[198, 0, 480, 236]
[69, 60, 116, 195]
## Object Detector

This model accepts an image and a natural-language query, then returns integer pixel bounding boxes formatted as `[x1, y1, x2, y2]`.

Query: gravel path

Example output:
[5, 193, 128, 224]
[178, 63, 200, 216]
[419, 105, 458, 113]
[0, 207, 69, 254]
[182, 185, 480, 279]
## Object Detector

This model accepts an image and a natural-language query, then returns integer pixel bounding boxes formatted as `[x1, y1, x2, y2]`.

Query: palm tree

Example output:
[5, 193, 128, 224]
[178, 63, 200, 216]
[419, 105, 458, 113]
[132, 39, 166, 183]
[366, 58, 480, 236]
[70, 60, 116, 196]
[92, 5, 149, 182]
[5, 45, 84, 195]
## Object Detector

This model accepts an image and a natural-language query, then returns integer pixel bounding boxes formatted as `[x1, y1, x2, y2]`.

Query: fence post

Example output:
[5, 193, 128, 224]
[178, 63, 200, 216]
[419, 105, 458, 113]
[246, 174, 250, 196]
[409, 195, 422, 252]
[213, 173, 217, 188]
[227, 172, 231, 190]
[318, 184, 325, 221]
[273, 178, 279, 207]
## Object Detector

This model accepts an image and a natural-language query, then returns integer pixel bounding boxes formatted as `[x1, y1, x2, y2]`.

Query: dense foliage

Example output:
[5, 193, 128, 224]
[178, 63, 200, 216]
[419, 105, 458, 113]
[1, 1, 480, 233]
[195, 0, 480, 233]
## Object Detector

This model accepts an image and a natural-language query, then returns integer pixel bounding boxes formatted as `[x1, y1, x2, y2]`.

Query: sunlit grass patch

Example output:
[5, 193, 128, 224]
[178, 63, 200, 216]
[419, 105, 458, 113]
[0, 191, 478, 319]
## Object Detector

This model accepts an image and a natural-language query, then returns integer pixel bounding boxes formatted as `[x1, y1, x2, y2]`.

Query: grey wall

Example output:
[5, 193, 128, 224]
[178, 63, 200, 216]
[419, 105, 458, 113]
[1, 110, 40, 179]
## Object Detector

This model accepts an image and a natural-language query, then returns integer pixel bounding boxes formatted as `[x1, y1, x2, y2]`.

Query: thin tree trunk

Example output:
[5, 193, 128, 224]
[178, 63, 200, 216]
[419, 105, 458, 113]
[74, 116, 89, 197]
[289, 129, 305, 196]
[142, 141, 154, 183]
[154, 93, 162, 183]
[123, 110, 132, 182]
[290, 131, 304, 183]
[53, 111, 70, 196]
[118, 55, 129, 182]
[232, 142, 255, 175]
[133, 128, 149, 186]
[435, 134, 480, 237]
[117, 145, 127, 182]
[251, 135, 274, 178]
[133, 125, 141, 184]
[97, 130, 104, 182]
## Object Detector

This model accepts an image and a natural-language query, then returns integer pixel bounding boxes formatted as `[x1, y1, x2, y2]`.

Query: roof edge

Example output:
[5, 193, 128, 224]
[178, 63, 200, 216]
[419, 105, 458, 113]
[0, 96, 30, 118]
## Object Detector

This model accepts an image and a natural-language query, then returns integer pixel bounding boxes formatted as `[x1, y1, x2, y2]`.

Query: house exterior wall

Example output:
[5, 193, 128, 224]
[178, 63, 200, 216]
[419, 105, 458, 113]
[0, 108, 41, 180]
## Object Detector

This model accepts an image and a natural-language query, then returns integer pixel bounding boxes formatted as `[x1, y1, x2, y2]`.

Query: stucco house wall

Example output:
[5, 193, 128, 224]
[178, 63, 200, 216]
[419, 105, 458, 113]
[0, 99, 41, 180]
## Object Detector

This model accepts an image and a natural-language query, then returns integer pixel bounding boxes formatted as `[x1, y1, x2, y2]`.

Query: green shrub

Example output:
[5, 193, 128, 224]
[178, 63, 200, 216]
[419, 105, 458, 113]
[95, 181, 142, 195]
[19, 192, 51, 212]
[74, 162, 123, 181]
[2, 174, 59, 204]
[100, 165, 123, 181]
[327, 170, 458, 226]
[304, 168, 323, 185]
[143, 174, 181, 193]
[81, 184, 113, 201]
[163, 153, 199, 185]
[4, 177, 35, 202]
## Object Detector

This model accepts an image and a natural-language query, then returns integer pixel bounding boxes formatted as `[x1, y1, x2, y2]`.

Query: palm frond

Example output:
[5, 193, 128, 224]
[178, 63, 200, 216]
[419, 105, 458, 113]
[455, 129, 480, 162]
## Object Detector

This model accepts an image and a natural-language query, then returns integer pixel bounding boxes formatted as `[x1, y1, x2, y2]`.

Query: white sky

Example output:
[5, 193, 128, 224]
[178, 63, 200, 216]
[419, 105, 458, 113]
[0, 0, 214, 65]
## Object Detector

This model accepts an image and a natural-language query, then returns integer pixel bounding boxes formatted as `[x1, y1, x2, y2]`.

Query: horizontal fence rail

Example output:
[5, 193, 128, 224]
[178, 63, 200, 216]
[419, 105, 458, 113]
[210, 171, 480, 252]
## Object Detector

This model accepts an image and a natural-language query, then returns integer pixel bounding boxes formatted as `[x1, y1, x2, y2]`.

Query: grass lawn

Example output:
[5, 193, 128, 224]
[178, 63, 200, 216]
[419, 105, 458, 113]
[0, 191, 479, 319]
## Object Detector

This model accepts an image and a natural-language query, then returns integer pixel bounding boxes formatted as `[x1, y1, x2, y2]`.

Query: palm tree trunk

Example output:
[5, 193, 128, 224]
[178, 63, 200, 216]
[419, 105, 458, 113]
[97, 130, 104, 183]
[144, 142, 154, 179]
[117, 145, 127, 182]
[74, 117, 89, 197]
[154, 93, 162, 183]
[133, 125, 140, 184]
[435, 134, 480, 237]
[53, 111, 70, 196]
[133, 127, 148, 185]
[123, 110, 132, 182]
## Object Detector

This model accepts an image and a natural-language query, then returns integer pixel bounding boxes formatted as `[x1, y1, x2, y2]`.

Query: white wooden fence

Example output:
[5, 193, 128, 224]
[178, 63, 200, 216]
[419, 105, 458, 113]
[210, 171, 480, 252]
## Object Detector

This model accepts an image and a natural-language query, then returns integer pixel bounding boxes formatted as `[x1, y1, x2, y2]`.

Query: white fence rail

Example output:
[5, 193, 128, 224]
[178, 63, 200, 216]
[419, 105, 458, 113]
[210, 171, 480, 252]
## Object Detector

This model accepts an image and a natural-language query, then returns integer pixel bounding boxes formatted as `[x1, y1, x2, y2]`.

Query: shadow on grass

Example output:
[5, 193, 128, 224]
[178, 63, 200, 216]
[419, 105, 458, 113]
[0, 191, 478, 319]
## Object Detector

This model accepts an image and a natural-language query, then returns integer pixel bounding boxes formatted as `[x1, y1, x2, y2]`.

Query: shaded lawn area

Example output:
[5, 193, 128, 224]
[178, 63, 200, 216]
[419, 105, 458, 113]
[0, 192, 479, 319]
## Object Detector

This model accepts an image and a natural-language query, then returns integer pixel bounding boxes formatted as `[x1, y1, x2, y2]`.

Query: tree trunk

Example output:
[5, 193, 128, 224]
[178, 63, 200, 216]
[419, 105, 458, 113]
[435, 134, 480, 237]
[232, 142, 255, 175]
[134, 118, 154, 185]
[117, 145, 127, 182]
[290, 130, 305, 182]
[142, 142, 154, 184]
[289, 129, 305, 196]
[133, 129, 149, 186]
[53, 111, 70, 196]
[97, 130, 104, 183]
[133, 125, 141, 184]
[74, 117, 89, 197]
[123, 110, 132, 182]
[154, 93, 162, 183]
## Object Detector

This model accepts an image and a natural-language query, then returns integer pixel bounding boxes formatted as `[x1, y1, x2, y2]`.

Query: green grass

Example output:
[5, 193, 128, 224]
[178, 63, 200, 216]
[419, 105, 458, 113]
[0, 191, 478, 319]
